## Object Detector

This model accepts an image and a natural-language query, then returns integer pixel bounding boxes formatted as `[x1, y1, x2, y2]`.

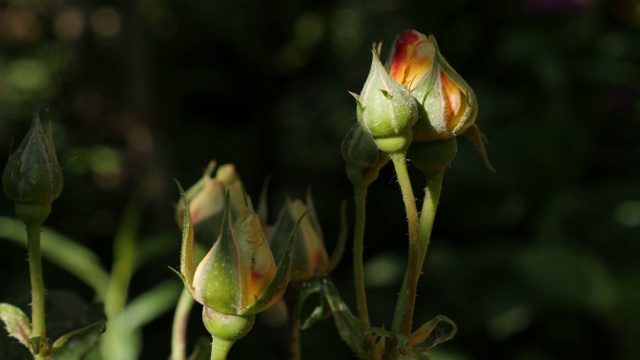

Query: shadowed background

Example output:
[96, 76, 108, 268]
[1, 0, 639, 359]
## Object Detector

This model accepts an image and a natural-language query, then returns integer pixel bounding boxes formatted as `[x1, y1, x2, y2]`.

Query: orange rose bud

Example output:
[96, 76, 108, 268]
[388, 30, 478, 142]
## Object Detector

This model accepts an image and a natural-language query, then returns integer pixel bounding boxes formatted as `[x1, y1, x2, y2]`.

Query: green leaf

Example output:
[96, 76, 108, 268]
[50, 321, 106, 360]
[462, 124, 495, 173]
[295, 276, 370, 359]
[0, 303, 31, 351]
[0, 217, 110, 299]
[187, 336, 212, 360]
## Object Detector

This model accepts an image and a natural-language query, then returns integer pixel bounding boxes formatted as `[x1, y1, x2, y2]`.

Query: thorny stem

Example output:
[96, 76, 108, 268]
[389, 152, 420, 336]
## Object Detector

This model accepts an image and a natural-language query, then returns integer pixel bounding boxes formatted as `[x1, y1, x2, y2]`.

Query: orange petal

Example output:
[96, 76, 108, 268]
[389, 30, 435, 90]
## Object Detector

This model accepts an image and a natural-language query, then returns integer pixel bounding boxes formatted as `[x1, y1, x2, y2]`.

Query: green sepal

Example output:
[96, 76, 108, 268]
[175, 180, 197, 292]
[295, 276, 369, 359]
[49, 321, 106, 359]
[0, 303, 31, 351]
[462, 124, 496, 173]
[407, 315, 457, 349]
[323, 200, 348, 274]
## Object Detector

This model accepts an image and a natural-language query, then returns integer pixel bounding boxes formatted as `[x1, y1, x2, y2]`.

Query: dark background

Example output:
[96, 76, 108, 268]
[1, 0, 639, 359]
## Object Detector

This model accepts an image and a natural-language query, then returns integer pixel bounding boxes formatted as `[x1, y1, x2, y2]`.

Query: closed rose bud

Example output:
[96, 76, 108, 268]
[192, 206, 277, 315]
[176, 161, 224, 227]
[341, 123, 390, 188]
[3, 111, 63, 225]
[352, 44, 418, 154]
[176, 191, 300, 353]
[407, 137, 458, 175]
[176, 162, 250, 243]
[269, 197, 330, 282]
[388, 30, 478, 142]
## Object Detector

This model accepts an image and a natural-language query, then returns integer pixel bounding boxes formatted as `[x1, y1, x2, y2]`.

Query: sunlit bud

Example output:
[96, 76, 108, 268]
[352, 44, 418, 154]
[390, 30, 478, 142]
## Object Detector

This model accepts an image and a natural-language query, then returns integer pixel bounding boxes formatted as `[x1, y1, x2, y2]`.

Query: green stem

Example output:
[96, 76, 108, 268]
[210, 336, 234, 360]
[283, 285, 301, 360]
[287, 304, 301, 360]
[27, 223, 47, 359]
[170, 287, 195, 360]
[389, 152, 420, 336]
[353, 185, 370, 330]
[389, 171, 445, 342]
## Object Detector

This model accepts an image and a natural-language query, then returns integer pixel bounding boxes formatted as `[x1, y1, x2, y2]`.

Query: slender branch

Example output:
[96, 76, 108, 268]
[389, 152, 420, 336]
[27, 223, 47, 359]
[287, 303, 301, 360]
[353, 185, 370, 330]
[170, 288, 195, 360]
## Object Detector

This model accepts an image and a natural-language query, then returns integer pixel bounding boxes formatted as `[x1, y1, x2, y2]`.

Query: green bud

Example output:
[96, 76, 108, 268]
[352, 44, 418, 154]
[407, 137, 458, 175]
[192, 205, 277, 315]
[341, 123, 389, 188]
[409, 35, 478, 142]
[3, 111, 63, 225]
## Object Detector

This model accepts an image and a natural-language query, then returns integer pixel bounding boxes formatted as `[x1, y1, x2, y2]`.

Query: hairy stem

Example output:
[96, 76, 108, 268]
[389, 152, 420, 336]
[170, 288, 195, 360]
[27, 223, 47, 359]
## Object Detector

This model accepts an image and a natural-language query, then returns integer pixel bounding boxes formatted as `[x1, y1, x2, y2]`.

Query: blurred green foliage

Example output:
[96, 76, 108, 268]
[1, 0, 639, 359]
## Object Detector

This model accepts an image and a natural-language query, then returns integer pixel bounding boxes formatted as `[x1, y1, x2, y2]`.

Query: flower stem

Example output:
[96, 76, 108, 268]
[27, 223, 47, 359]
[353, 185, 370, 330]
[389, 152, 420, 336]
[287, 304, 301, 360]
[170, 287, 195, 360]
[210, 336, 234, 360]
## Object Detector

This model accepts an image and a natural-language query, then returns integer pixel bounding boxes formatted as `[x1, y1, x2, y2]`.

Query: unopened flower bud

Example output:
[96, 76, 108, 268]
[3, 111, 63, 225]
[341, 123, 389, 188]
[193, 206, 277, 315]
[407, 137, 458, 175]
[352, 44, 418, 154]
[387, 30, 478, 142]
[176, 162, 249, 243]
[270, 198, 329, 282]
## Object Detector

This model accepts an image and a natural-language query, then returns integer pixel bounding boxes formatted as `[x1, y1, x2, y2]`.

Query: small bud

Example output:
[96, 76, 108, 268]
[353, 44, 418, 154]
[407, 137, 458, 175]
[176, 162, 249, 242]
[175, 161, 224, 227]
[269, 197, 329, 282]
[341, 123, 389, 188]
[3, 111, 63, 225]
